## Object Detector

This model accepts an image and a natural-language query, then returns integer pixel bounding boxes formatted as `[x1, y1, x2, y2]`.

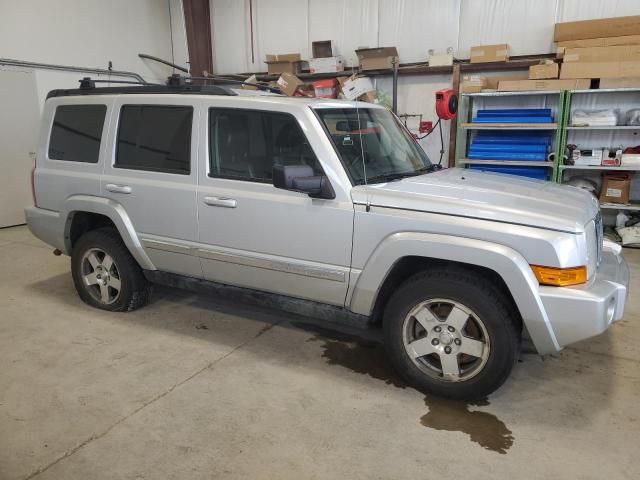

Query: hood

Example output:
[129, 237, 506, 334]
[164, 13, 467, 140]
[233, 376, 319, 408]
[351, 168, 599, 233]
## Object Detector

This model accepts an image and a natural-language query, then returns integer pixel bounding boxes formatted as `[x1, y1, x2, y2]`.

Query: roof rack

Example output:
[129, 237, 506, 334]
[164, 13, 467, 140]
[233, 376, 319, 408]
[46, 74, 239, 99]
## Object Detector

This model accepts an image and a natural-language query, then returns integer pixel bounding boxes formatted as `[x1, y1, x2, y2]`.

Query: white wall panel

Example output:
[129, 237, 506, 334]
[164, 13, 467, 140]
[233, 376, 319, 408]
[211, 0, 251, 73]
[458, 0, 559, 58]
[557, 0, 640, 22]
[377, 74, 454, 165]
[0, 0, 176, 83]
[378, 0, 460, 63]
[308, 0, 379, 67]
[254, 0, 310, 70]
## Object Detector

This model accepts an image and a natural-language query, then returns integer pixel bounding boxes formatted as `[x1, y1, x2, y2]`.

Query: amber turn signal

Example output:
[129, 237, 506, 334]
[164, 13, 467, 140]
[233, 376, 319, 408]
[530, 265, 587, 287]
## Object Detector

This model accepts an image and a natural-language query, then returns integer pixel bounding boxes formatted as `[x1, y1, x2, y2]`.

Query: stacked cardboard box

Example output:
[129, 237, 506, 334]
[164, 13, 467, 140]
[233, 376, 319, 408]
[309, 40, 344, 74]
[469, 44, 509, 63]
[265, 53, 303, 75]
[554, 15, 640, 86]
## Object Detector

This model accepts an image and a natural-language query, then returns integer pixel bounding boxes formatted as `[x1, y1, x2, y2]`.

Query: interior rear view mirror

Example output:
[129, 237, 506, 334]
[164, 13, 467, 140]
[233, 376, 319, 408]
[272, 164, 335, 199]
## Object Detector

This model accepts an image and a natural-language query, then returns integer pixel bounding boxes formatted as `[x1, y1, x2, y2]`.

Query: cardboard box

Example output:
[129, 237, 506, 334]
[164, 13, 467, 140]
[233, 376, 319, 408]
[355, 47, 398, 71]
[554, 15, 640, 42]
[529, 61, 559, 80]
[600, 173, 631, 204]
[241, 74, 259, 90]
[429, 52, 454, 67]
[312, 40, 333, 58]
[341, 75, 375, 100]
[498, 78, 590, 92]
[557, 34, 640, 48]
[560, 61, 640, 79]
[599, 77, 640, 88]
[276, 72, 304, 96]
[470, 44, 509, 63]
[309, 56, 344, 74]
[556, 46, 566, 59]
[461, 76, 486, 93]
[265, 53, 302, 75]
[563, 45, 640, 63]
[484, 75, 527, 90]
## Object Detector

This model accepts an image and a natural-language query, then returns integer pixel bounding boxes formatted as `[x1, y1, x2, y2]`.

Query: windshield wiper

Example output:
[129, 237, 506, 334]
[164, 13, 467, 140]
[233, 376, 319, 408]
[363, 172, 411, 184]
[358, 165, 437, 185]
[406, 165, 435, 176]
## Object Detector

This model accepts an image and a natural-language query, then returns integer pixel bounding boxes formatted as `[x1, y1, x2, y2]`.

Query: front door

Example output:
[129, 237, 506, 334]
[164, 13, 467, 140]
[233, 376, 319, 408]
[101, 98, 202, 278]
[197, 106, 353, 306]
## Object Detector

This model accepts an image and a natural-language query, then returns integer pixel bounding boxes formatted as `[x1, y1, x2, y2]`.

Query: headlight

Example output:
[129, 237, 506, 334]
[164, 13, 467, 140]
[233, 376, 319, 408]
[530, 265, 587, 286]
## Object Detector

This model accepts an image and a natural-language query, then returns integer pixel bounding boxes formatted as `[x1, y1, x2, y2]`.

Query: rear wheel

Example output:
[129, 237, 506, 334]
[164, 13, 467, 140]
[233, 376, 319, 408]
[71, 227, 152, 312]
[383, 267, 520, 400]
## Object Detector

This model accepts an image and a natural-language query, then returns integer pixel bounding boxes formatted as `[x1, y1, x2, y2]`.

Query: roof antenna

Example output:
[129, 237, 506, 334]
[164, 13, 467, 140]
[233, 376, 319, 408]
[354, 84, 370, 212]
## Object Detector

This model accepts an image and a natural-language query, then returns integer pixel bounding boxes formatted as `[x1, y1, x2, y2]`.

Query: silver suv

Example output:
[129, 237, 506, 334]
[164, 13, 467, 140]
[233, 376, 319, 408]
[26, 82, 629, 400]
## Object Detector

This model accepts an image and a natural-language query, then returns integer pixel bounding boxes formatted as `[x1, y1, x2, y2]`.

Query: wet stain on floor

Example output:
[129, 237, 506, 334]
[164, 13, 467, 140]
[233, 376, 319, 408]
[309, 335, 407, 389]
[299, 324, 514, 454]
[420, 397, 513, 454]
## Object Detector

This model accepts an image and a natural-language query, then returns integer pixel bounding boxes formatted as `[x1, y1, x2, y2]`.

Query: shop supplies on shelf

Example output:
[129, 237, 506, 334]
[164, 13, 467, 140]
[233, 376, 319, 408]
[617, 225, 640, 247]
[469, 131, 552, 161]
[571, 109, 619, 126]
[626, 109, 640, 126]
[472, 108, 554, 124]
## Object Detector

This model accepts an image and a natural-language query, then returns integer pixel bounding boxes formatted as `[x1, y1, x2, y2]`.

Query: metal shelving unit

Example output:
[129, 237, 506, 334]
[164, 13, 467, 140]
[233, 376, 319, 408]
[458, 159, 554, 167]
[460, 123, 558, 130]
[560, 165, 640, 171]
[455, 90, 566, 182]
[600, 203, 640, 211]
[566, 125, 640, 130]
[558, 88, 640, 213]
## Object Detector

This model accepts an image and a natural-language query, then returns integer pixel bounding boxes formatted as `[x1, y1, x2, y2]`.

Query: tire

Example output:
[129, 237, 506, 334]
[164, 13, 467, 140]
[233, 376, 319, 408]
[383, 266, 520, 400]
[71, 227, 152, 312]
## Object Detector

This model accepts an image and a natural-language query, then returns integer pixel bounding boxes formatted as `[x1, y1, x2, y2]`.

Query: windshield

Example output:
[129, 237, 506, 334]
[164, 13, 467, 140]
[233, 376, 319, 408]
[316, 107, 432, 185]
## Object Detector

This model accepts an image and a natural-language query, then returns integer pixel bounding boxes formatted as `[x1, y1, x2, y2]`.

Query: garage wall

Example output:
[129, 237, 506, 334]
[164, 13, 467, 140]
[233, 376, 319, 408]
[210, 0, 640, 165]
[0, 0, 189, 108]
[212, 0, 640, 72]
[0, 0, 189, 226]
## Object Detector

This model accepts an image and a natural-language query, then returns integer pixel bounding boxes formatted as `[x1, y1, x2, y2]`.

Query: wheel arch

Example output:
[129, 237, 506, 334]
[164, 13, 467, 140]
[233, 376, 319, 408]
[349, 232, 560, 354]
[62, 195, 156, 270]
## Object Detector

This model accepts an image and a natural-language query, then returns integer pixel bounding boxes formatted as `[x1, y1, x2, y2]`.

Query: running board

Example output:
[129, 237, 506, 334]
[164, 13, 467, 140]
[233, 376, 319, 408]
[144, 270, 371, 330]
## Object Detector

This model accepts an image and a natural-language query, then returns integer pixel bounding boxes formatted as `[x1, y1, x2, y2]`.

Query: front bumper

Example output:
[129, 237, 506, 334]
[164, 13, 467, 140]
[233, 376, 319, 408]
[539, 242, 629, 349]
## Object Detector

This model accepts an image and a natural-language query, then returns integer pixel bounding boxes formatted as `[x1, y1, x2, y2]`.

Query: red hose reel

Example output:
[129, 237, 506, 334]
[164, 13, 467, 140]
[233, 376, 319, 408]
[435, 89, 458, 120]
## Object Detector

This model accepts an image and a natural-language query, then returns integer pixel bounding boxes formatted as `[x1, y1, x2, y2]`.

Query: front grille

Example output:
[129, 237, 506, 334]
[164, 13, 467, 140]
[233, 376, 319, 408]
[595, 211, 603, 267]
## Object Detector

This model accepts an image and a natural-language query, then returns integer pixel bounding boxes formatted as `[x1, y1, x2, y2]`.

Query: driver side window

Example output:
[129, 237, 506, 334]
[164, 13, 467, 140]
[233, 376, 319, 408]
[209, 108, 323, 182]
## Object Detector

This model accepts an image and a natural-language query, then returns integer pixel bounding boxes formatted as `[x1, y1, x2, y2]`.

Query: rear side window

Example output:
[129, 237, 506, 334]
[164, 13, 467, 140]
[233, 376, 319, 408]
[116, 105, 193, 175]
[48, 104, 106, 162]
[209, 108, 322, 182]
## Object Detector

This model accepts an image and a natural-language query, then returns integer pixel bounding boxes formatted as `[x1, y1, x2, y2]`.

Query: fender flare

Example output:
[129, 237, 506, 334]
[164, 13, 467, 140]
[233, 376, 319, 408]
[349, 232, 560, 354]
[61, 195, 156, 270]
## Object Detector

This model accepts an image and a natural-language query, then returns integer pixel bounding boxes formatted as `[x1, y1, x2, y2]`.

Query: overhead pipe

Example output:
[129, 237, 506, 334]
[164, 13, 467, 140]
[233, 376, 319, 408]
[0, 58, 147, 83]
[138, 53, 189, 73]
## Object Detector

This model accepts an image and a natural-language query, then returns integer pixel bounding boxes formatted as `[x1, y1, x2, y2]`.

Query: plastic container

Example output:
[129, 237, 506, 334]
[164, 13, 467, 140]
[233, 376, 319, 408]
[313, 79, 338, 99]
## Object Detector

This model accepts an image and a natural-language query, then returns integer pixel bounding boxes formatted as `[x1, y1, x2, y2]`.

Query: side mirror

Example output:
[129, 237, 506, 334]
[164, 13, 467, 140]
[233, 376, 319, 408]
[272, 164, 335, 199]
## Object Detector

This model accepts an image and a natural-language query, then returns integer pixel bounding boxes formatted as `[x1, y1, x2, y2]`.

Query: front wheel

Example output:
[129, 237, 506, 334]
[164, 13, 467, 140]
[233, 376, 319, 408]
[383, 267, 520, 400]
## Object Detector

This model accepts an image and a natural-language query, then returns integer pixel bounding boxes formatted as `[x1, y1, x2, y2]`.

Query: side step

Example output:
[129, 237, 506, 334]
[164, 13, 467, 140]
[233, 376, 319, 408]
[144, 270, 372, 330]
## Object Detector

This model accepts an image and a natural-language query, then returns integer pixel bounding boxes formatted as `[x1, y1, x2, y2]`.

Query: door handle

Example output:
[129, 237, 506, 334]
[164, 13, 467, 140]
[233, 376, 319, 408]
[106, 183, 132, 194]
[204, 196, 237, 208]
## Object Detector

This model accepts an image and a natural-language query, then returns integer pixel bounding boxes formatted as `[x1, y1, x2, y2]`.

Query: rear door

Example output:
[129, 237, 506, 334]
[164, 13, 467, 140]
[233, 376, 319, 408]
[101, 96, 202, 278]
[196, 104, 354, 306]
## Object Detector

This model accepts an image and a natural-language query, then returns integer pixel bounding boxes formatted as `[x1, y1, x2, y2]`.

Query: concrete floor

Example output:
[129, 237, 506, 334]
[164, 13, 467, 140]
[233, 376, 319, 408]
[1, 225, 639, 480]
